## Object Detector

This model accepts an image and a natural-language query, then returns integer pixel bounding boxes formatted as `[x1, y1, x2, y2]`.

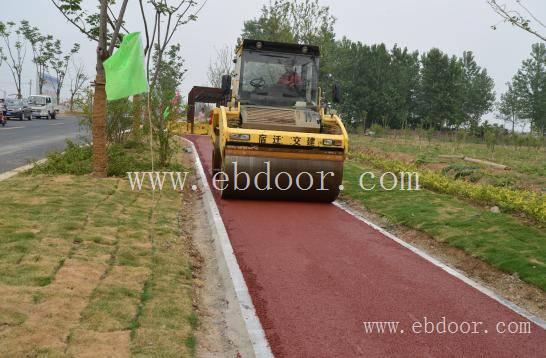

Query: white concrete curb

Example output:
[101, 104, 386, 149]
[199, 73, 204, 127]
[334, 201, 546, 330]
[0, 159, 47, 182]
[181, 137, 274, 358]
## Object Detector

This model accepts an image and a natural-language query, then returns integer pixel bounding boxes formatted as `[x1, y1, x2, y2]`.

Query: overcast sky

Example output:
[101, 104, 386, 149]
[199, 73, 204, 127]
[1, 0, 545, 113]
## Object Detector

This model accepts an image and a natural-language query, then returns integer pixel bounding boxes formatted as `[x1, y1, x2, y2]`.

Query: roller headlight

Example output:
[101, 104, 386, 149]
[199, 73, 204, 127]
[229, 133, 250, 141]
[323, 139, 343, 146]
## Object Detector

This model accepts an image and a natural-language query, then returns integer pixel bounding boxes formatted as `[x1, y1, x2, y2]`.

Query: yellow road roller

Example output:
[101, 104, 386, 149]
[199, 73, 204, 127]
[210, 39, 348, 202]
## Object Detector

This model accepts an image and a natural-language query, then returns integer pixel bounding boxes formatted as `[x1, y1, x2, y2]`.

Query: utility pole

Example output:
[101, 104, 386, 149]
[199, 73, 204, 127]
[29, 80, 32, 97]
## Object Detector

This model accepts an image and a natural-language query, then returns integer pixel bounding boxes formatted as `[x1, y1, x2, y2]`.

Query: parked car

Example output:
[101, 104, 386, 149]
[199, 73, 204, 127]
[5, 99, 32, 120]
[28, 95, 57, 119]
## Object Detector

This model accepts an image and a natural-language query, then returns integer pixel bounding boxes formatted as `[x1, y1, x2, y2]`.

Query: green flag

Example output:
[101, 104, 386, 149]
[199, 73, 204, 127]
[104, 32, 148, 101]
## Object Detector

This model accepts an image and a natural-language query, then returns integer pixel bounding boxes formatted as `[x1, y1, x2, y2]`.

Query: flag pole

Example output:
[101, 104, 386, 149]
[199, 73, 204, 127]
[147, 91, 154, 175]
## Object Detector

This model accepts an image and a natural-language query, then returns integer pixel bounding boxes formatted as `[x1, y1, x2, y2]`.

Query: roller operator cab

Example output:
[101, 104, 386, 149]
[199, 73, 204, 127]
[210, 39, 348, 202]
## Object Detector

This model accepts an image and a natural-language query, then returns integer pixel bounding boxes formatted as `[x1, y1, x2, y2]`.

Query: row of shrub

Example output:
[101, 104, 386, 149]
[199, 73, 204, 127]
[27, 140, 183, 177]
[349, 152, 546, 224]
[359, 124, 545, 149]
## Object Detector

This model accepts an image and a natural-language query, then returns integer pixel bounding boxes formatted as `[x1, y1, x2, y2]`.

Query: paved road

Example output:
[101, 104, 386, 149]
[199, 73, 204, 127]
[0, 116, 87, 173]
[188, 134, 546, 358]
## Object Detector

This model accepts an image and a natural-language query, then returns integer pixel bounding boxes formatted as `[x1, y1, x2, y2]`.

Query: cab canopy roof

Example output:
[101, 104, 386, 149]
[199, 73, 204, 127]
[240, 39, 320, 57]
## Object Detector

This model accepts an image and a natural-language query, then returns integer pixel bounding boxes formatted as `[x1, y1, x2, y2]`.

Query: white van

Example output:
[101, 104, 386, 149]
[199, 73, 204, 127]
[28, 95, 57, 119]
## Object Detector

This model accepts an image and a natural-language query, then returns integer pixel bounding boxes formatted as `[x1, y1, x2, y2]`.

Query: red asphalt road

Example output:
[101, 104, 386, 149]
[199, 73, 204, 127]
[188, 135, 546, 357]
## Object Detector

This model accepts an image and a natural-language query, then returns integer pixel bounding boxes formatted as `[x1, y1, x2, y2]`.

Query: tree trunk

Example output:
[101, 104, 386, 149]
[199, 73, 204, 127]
[91, 0, 109, 178]
[92, 72, 108, 177]
[17, 73, 22, 99]
[132, 94, 142, 139]
[69, 94, 74, 112]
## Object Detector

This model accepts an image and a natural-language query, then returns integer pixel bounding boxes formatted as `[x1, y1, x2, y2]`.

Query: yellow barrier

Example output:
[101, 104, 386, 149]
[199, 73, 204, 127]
[169, 121, 210, 136]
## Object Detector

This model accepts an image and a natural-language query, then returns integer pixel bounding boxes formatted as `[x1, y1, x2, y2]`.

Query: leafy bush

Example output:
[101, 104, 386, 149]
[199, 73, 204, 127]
[350, 151, 546, 223]
[442, 163, 482, 182]
[28, 140, 183, 177]
[484, 128, 501, 152]
[106, 98, 133, 144]
[28, 141, 93, 175]
[368, 123, 385, 137]
[79, 98, 133, 145]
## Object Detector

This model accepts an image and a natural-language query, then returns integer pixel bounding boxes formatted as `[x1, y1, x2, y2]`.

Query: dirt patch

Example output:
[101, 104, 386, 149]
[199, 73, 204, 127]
[48, 175, 76, 184]
[180, 138, 254, 357]
[67, 329, 130, 357]
[0, 285, 34, 328]
[101, 266, 150, 291]
[386, 151, 415, 163]
[340, 197, 546, 322]
[421, 162, 447, 171]
[179, 140, 197, 169]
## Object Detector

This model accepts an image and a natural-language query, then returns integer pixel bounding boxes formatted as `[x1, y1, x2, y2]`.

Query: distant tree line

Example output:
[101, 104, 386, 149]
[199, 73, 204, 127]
[328, 41, 496, 132]
[0, 20, 82, 100]
[498, 43, 546, 135]
[240, 0, 546, 135]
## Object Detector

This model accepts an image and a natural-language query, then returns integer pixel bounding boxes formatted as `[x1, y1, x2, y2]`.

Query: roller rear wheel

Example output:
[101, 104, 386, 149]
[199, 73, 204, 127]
[219, 152, 343, 202]
[211, 140, 221, 175]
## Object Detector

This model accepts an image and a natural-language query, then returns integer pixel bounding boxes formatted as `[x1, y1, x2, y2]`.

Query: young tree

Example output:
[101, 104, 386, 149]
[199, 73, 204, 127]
[150, 44, 186, 166]
[134, 0, 206, 138]
[0, 21, 27, 99]
[52, 0, 206, 175]
[242, 0, 335, 44]
[488, 0, 546, 41]
[512, 43, 546, 135]
[19, 21, 56, 95]
[497, 82, 524, 133]
[69, 60, 88, 112]
[387, 45, 420, 129]
[362, 44, 396, 128]
[328, 38, 364, 126]
[52, 0, 130, 177]
[241, 0, 295, 43]
[417, 49, 464, 129]
[461, 51, 496, 127]
[207, 45, 234, 88]
[241, 0, 336, 85]
[49, 41, 80, 103]
[289, 0, 336, 46]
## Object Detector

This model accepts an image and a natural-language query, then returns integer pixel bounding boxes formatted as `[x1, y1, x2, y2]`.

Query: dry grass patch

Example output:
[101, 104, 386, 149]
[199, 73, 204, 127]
[0, 171, 197, 356]
[67, 330, 131, 358]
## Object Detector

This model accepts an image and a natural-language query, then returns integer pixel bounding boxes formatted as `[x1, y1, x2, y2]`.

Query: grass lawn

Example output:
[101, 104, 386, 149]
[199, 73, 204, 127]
[341, 161, 546, 291]
[349, 134, 545, 192]
[0, 173, 197, 356]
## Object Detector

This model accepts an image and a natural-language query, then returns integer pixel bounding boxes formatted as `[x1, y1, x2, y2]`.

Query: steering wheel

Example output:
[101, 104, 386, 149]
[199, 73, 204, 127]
[249, 78, 266, 89]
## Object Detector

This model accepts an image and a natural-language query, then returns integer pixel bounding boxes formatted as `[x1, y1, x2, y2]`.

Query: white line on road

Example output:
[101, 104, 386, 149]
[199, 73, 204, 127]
[0, 126, 25, 130]
[334, 201, 546, 330]
[0, 132, 81, 157]
[181, 137, 274, 358]
[47, 123, 65, 126]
